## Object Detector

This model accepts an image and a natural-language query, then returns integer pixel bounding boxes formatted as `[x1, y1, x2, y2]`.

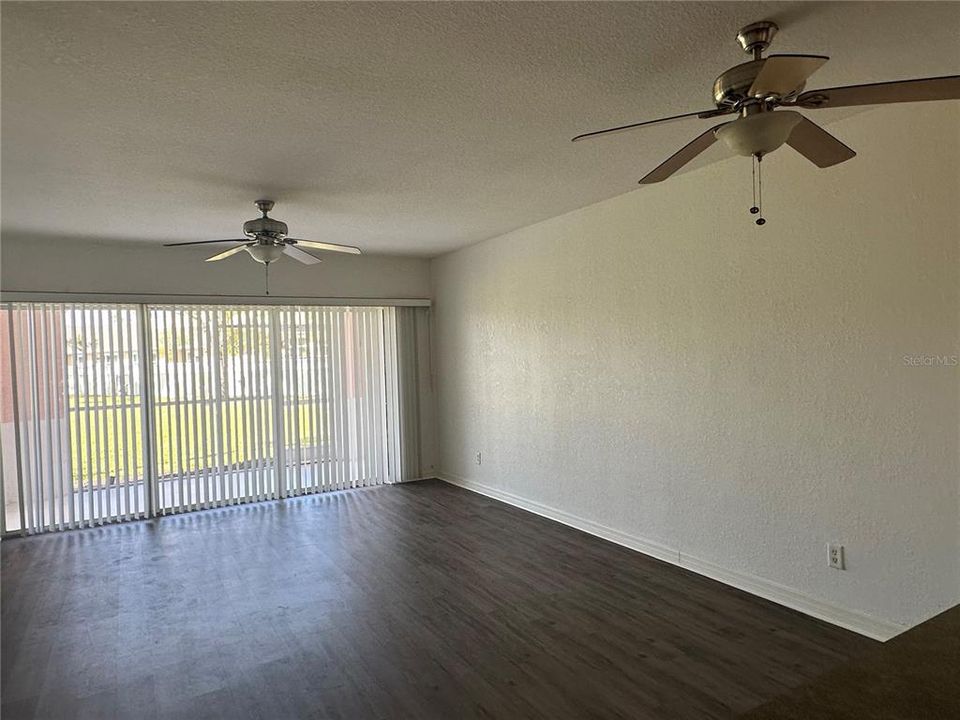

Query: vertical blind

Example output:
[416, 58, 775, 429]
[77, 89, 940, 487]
[0, 302, 419, 535]
[0, 304, 147, 533]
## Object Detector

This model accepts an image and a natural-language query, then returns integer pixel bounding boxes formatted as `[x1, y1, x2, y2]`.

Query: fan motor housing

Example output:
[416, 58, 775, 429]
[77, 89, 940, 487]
[713, 60, 806, 107]
[713, 60, 766, 107]
[243, 216, 288, 238]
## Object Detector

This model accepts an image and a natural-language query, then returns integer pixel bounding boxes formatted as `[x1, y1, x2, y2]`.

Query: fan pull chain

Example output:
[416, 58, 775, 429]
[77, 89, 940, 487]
[265, 263, 270, 296]
[750, 153, 766, 226]
[757, 155, 765, 225]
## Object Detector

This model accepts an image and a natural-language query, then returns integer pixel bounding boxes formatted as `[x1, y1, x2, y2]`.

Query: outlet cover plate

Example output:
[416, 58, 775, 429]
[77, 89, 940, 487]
[828, 543, 845, 570]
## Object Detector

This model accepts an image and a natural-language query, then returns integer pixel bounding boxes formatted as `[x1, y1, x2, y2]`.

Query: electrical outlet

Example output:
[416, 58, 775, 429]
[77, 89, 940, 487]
[827, 544, 845, 570]
[475, 451, 482, 465]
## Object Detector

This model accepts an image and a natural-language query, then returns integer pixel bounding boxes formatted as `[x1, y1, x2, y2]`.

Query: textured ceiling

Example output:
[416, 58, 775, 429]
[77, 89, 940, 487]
[2, 2, 959, 256]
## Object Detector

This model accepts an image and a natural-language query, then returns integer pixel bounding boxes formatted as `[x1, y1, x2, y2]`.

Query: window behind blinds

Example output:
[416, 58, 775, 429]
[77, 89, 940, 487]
[1, 302, 411, 534]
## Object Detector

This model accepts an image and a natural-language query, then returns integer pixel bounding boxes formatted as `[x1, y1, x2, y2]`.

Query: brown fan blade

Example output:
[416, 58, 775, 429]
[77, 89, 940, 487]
[638, 124, 728, 184]
[749, 54, 829, 98]
[289, 239, 362, 255]
[283, 244, 322, 265]
[795, 75, 960, 109]
[571, 108, 732, 143]
[164, 239, 248, 247]
[786, 116, 856, 168]
[205, 244, 252, 263]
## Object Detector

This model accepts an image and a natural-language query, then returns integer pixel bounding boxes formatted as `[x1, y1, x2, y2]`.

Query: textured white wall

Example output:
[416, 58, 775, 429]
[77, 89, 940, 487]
[431, 103, 960, 634]
[1, 234, 430, 301]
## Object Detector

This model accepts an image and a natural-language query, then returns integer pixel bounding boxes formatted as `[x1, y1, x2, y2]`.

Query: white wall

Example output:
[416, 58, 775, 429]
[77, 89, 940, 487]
[1, 233, 430, 301]
[431, 103, 960, 638]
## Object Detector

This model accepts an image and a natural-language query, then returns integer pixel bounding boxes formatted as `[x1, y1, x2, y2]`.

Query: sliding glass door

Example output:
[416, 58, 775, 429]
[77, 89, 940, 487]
[149, 305, 277, 512]
[1, 302, 408, 534]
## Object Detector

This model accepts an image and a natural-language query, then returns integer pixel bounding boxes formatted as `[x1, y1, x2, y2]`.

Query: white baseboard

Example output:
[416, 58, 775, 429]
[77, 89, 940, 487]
[438, 472, 904, 642]
[394, 475, 437, 484]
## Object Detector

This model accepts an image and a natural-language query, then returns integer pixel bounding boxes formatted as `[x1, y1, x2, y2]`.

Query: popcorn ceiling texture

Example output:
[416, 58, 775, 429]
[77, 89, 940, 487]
[431, 102, 960, 631]
[2, 2, 959, 255]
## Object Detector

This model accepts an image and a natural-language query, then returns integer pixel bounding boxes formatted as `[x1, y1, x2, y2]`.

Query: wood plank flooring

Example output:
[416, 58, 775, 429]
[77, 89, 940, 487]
[1, 479, 876, 719]
[742, 604, 959, 719]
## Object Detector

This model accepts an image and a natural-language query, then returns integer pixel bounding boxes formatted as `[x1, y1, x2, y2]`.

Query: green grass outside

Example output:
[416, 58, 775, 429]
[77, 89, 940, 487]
[68, 396, 327, 487]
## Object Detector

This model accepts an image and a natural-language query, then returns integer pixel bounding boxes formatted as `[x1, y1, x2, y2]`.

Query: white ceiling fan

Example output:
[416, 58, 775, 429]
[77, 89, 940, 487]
[164, 199, 361, 265]
[573, 21, 960, 224]
[164, 200, 362, 293]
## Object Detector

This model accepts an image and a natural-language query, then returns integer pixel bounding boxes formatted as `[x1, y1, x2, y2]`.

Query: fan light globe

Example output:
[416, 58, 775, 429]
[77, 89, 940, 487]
[715, 110, 802, 157]
[245, 243, 285, 265]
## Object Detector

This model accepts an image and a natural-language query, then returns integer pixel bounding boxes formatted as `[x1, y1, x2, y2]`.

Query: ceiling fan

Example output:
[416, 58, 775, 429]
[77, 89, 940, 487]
[164, 200, 360, 295]
[164, 199, 361, 265]
[164, 200, 361, 293]
[572, 21, 960, 223]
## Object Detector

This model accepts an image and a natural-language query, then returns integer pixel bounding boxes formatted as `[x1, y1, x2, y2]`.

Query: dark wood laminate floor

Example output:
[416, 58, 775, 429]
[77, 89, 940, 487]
[742, 604, 960, 720]
[2, 479, 876, 720]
